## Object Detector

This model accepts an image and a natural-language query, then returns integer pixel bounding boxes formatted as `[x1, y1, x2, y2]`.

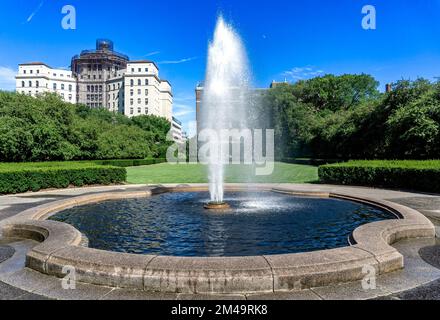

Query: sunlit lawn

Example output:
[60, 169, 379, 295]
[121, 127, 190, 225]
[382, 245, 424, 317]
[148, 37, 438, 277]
[126, 162, 319, 184]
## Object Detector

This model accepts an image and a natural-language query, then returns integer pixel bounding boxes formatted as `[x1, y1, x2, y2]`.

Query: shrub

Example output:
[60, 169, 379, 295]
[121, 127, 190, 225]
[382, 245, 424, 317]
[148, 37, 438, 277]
[319, 160, 440, 193]
[0, 162, 126, 194]
[94, 158, 167, 167]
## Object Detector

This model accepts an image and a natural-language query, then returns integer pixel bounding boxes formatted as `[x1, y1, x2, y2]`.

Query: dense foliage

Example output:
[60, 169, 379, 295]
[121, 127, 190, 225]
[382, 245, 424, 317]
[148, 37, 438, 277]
[260, 75, 440, 160]
[0, 92, 172, 162]
[0, 162, 126, 194]
[319, 160, 440, 193]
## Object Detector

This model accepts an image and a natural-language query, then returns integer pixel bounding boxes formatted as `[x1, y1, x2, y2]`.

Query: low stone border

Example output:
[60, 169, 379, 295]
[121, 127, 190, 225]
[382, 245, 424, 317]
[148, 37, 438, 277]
[0, 185, 435, 294]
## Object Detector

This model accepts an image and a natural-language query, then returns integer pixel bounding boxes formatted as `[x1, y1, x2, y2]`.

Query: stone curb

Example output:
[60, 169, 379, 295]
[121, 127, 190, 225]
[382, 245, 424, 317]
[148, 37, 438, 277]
[0, 185, 435, 294]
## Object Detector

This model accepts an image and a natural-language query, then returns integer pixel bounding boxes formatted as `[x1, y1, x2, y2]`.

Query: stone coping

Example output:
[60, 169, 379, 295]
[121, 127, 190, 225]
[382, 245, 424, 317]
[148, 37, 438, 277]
[0, 184, 435, 294]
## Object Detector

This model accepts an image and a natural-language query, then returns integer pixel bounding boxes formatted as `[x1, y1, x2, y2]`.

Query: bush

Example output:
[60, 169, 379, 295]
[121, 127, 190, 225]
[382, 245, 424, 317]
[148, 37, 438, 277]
[0, 162, 126, 194]
[94, 158, 167, 167]
[319, 160, 440, 193]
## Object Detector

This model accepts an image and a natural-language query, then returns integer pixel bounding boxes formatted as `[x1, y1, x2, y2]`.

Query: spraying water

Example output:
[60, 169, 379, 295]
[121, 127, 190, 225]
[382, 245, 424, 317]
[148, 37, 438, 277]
[201, 16, 251, 203]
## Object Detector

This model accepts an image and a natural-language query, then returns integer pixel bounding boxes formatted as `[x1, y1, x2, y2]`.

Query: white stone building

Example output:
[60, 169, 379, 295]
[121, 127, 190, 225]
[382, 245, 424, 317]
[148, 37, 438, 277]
[123, 61, 172, 121]
[15, 63, 77, 104]
[15, 40, 181, 141]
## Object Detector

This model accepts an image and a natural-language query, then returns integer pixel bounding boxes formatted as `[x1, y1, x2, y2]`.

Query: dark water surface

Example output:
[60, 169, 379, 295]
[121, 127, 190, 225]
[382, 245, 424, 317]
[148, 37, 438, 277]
[51, 192, 397, 257]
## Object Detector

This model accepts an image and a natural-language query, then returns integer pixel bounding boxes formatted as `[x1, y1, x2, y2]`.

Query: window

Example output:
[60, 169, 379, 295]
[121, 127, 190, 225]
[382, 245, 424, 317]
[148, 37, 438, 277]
[69, 84, 72, 92]
[37, 70, 39, 74]
[30, 70, 33, 74]
[130, 79, 134, 87]
[138, 89, 141, 95]
[130, 89, 134, 96]
[138, 68, 141, 72]
[69, 95, 72, 101]
[131, 68, 134, 72]
[99, 85, 102, 92]
[130, 99, 134, 105]
[23, 70, 26, 74]
[145, 79, 149, 86]
[138, 79, 141, 86]
[22, 81, 25, 88]
[130, 108, 134, 115]
[29, 81, 32, 87]
[87, 85, 91, 92]
[138, 107, 141, 114]
[137, 98, 141, 104]
[36, 81, 39, 88]
[145, 108, 148, 115]
[113, 84, 116, 90]
[61, 84, 65, 90]
[145, 68, 148, 72]
[145, 89, 149, 95]
[61, 93, 64, 98]
[145, 98, 149, 105]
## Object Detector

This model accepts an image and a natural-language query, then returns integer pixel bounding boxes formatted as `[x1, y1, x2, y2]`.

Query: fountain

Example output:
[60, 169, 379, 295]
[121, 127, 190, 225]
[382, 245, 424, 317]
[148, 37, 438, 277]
[200, 16, 251, 209]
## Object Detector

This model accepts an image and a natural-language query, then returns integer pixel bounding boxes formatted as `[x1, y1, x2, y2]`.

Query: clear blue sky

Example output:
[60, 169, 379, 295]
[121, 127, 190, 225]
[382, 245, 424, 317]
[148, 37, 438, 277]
[1, 0, 440, 135]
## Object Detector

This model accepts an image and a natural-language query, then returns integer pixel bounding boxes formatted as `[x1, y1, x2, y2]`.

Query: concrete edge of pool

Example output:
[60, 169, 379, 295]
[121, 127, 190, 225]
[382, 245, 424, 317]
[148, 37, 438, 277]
[0, 184, 435, 294]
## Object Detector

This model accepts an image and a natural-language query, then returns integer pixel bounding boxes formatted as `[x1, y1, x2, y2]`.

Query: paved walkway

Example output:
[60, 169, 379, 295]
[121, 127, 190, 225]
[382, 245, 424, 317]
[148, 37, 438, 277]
[0, 184, 439, 300]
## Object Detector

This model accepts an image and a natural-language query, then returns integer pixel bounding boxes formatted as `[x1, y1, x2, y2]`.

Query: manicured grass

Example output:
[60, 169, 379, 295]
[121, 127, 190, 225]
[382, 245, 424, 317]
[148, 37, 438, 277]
[126, 162, 319, 184]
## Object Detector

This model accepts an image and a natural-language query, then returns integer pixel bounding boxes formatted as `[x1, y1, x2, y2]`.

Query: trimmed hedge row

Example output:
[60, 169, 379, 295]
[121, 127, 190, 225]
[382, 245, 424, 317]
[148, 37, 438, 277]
[319, 160, 440, 193]
[0, 162, 126, 194]
[93, 158, 167, 168]
[282, 158, 344, 166]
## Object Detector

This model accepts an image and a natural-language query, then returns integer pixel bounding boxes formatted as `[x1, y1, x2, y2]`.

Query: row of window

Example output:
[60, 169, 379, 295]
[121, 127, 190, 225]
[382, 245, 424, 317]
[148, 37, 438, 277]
[108, 83, 122, 91]
[86, 103, 103, 108]
[129, 107, 149, 115]
[87, 94, 103, 101]
[87, 85, 103, 93]
[129, 98, 149, 106]
[22, 69, 71, 78]
[130, 89, 149, 96]
[21, 81, 73, 91]
[131, 67, 149, 73]
[108, 92, 123, 100]
[130, 79, 149, 86]
[83, 65, 120, 72]
[21, 90, 73, 101]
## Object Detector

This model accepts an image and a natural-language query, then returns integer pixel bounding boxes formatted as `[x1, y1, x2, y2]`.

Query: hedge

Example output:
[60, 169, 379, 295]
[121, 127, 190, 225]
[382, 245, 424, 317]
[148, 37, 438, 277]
[93, 158, 167, 168]
[0, 162, 127, 194]
[282, 158, 345, 166]
[319, 160, 440, 193]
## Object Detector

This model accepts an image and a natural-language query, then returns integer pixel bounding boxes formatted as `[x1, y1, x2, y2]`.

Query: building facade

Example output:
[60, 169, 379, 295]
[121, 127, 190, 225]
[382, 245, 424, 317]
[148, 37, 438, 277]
[15, 62, 77, 104]
[15, 39, 173, 122]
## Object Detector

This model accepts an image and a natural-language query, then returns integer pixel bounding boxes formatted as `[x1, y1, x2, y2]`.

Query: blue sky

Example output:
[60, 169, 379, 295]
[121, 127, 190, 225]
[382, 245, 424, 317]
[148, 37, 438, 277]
[1, 0, 440, 135]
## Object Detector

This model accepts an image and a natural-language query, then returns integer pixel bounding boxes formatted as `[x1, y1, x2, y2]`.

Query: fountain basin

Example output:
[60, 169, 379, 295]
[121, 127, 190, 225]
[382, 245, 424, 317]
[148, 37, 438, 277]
[0, 185, 435, 294]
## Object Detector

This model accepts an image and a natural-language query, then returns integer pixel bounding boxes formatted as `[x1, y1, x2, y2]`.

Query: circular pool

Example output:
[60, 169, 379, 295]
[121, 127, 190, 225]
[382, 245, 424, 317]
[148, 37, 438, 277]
[50, 191, 398, 257]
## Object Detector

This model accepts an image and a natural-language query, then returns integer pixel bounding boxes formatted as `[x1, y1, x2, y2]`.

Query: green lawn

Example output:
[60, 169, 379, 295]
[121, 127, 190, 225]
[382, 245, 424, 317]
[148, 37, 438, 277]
[127, 162, 319, 184]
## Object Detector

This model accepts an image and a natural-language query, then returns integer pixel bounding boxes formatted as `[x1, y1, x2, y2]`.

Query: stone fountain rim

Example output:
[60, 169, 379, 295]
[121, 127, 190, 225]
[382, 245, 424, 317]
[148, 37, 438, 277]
[0, 184, 435, 294]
